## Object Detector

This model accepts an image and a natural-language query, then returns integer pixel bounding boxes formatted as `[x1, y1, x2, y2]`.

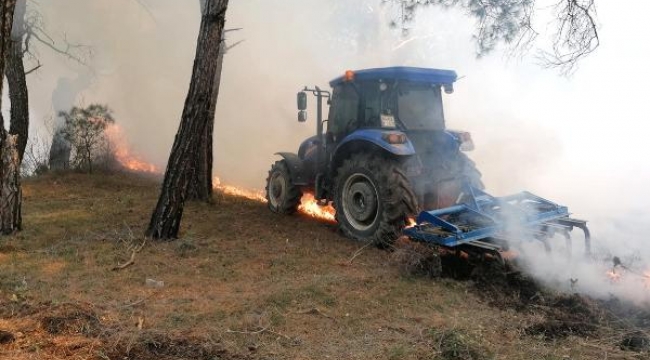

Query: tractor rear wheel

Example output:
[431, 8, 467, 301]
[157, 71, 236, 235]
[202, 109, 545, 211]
[266, 160, 302, 214]
[334, 154, 418, 247]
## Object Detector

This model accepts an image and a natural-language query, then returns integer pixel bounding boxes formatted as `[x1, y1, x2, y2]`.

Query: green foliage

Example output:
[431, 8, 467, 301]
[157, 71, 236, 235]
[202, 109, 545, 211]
[59, 104, 115, 173]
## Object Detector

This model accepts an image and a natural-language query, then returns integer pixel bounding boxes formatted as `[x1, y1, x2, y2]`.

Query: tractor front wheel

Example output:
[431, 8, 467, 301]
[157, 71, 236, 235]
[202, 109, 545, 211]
[334, 154, 417, 247]
[266, 160, 302, 214]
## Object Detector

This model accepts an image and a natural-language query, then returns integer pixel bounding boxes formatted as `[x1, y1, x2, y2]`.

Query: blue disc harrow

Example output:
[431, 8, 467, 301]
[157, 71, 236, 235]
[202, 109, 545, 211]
[403, 185, 591, 257]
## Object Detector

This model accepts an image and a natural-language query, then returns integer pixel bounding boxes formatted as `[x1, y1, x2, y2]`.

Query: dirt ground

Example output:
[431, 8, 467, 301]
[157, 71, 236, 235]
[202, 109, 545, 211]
[0, 172, 648, 359]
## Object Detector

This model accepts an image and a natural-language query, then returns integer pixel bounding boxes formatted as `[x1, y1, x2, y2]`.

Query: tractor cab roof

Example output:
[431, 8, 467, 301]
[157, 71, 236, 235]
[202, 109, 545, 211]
[329, 66, 457, 87]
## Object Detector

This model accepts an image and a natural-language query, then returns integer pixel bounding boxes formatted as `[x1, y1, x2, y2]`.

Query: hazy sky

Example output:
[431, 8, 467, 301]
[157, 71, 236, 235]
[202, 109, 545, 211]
[25, 1, 650, 294]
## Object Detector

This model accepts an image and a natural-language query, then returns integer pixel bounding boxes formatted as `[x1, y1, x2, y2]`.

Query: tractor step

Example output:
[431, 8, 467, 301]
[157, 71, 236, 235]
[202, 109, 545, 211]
[403, 187, 591, 255]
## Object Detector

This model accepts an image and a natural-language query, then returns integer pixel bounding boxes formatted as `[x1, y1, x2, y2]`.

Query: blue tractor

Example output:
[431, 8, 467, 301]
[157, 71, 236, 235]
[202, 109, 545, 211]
[267, 67, 591, 255]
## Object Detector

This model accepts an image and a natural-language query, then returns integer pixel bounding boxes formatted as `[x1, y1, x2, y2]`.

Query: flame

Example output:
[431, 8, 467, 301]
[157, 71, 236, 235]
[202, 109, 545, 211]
[106, 125, 159, 173]
[606, 269, 622, 283]
[212, 177, 336, 221]
[297, 192, 336, 222]
[213, 176, 266, 202]
[407, 217, 417, 227]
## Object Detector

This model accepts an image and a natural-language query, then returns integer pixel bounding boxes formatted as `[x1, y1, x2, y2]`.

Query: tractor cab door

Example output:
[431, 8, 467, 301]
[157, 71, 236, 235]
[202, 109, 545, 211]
[326, 83, 361, 147]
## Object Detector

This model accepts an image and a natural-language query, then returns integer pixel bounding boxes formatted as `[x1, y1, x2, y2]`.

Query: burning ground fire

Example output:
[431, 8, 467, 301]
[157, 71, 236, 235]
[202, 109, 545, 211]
[605, 267, 650, 288]
[105, 127, 333, 222]
[213, 176, 336, 222]
[102, 126, 334, 221]
[106, 125, 159, 173]
[296, 192, 336, 221]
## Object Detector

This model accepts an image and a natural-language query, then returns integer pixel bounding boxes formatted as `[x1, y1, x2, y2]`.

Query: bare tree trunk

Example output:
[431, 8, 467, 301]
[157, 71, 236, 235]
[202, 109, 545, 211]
[146, 0, 228, 239]
[6, 0, 27, 162]
[187, 0, 227, 202]
[0, 0, 20, 234]
[187, 43, 224, 201]
[0, 133, 21, 232]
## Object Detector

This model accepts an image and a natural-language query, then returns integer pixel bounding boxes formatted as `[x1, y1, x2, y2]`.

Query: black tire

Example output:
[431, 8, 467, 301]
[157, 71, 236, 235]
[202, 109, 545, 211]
[459, 153, 485, 190]
[265, 160, 302, 214]
[334, 154, 418, 247]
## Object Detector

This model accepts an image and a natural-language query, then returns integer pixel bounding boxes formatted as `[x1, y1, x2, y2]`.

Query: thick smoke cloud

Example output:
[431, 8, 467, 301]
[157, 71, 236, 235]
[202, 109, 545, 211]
[27, 1, 650, 302]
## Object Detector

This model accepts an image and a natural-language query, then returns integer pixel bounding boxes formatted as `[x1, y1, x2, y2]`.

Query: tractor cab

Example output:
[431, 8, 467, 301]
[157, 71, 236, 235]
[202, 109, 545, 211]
[324, 68, 480, 208]
[326, 68, 452, 141]
[299, 68, 471, 174]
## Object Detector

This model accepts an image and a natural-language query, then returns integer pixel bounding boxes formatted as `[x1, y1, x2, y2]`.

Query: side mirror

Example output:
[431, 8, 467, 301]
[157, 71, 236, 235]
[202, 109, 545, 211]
[297, 91, 307, 110]
[298, 110, 307, 122]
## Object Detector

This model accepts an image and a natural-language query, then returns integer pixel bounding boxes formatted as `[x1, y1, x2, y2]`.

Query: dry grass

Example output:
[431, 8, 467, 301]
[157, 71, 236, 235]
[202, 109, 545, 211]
[0, 171, 645, 359]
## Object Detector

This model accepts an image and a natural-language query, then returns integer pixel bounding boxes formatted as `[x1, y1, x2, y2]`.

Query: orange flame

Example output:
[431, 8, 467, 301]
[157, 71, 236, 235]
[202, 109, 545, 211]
[606, 269, 622, 283]
[406, 217, 417, 227]
[297, 192, 336, 222]
[106, 125, 159, 173]
[212, 177, 336, 222]
[213, 176, 266, 202]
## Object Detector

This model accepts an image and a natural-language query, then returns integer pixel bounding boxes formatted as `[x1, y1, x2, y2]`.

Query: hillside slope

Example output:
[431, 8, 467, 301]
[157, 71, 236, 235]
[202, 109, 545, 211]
[0, 172, 646, 359]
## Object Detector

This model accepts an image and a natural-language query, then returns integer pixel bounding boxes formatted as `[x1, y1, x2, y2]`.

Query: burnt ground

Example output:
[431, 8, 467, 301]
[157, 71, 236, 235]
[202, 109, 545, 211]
[392, 237, 650, 353]
[0, 172, 649, 359]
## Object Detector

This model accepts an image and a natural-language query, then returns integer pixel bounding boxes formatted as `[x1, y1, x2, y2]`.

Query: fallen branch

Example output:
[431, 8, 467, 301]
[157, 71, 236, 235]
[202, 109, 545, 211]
[112, 239, 147, 271]
[112, 250, 136, 271]
[116, 289, 161, 309]
[225, 327, 292, 340]
[225, 327, 268, 335]
[347, 242, 372, 265]
[297, 307, 333, 319]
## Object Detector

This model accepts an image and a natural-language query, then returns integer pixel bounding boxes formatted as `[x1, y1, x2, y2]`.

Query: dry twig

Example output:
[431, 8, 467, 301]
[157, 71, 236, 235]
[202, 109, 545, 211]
[347, 242, 372, 265]
[112, 239, 146, 271]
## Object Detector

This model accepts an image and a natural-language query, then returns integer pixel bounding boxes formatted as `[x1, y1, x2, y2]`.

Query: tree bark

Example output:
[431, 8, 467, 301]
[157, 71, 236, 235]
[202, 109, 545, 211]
[187, 0, 227, 202]
[0, 133, 21, 232]
[187, 40, 224, 201]
[146, 0, 228, 239]
[6, 0, 27, 162]
[0, 0, 20, 234]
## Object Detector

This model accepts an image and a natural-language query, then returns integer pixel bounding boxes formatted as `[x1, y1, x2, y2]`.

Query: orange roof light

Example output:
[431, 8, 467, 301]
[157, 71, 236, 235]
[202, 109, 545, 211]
[344, 70, 355, 82]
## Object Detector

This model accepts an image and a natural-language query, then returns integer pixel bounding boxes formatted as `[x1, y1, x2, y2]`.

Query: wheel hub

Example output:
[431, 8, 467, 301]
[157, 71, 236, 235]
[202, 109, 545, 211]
[348, 182, 377, 222]
[269, 173, 286, 207]
[342, 173, 379, 231]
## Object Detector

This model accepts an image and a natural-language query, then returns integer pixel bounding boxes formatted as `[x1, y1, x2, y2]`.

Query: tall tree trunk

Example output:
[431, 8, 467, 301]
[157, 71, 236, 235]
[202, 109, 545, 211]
[6, 0, 27, 162]
[187, 43, 224, 201]
[0, 0, 21, 234]
[146, 0, 228, 239]
[187, 0, 226, 202]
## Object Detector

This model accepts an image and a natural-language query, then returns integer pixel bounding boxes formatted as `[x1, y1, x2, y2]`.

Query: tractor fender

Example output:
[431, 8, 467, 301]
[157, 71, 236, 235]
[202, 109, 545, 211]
[274, 152, 309, 186]
[336, 129, 415, 156]
[331, 129, 415, 173]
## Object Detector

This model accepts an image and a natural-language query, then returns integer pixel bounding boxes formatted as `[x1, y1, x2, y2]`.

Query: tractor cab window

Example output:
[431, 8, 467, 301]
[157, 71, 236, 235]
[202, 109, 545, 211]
[396, 83, 445, 131]
[327, 84, 359, 138]
[360, 82, 382, 128]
